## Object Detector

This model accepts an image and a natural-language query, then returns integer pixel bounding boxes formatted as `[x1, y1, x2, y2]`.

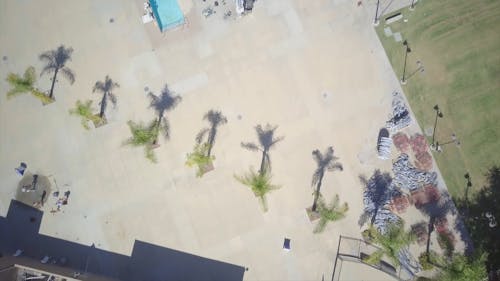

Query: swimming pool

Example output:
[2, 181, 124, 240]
[150, 0, 185, 32]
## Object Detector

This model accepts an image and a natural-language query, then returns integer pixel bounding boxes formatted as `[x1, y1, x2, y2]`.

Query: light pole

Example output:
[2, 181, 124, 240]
[464, 173, 472, 207]
[400, 40, 411, 84]
[409, 0, 416, 10]
[435, 133, 460, 152]
[430, 105, 443, 150]
[374, 0, 380, 26]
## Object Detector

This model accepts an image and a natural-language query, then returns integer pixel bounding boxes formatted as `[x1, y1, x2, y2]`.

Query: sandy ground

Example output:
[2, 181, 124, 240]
[0, 0, 449, 280]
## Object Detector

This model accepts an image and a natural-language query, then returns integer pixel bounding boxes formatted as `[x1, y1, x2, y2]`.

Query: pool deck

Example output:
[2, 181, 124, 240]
[0, 0, 457, 280]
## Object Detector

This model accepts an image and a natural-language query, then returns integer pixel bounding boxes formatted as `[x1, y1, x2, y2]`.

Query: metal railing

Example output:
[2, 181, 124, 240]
[331, 235, 414, 281]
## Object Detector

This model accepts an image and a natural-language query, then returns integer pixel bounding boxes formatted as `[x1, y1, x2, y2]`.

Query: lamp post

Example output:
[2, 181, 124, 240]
[404, 60, 425, 82]
[400, 40, 411, 84]
[435, 133, 460, 152]
[374, 0, 380, 26]
[464, 173, 472, 207]
[409, 0, 416, 10]
[430, 105, 443, 150]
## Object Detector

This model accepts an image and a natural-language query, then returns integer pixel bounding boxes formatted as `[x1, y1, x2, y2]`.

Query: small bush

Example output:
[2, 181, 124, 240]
[419, 251, 442, 270]
[437, 232, 455, 258]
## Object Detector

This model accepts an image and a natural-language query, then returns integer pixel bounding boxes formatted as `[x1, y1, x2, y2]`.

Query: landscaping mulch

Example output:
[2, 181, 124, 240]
[415, 151, 433, 171]
[410, 133, 428, 155]
[392, 132, 410, 153]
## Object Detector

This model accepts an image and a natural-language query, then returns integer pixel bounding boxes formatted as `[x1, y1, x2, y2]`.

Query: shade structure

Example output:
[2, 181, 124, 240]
[150, 0, 185, 32]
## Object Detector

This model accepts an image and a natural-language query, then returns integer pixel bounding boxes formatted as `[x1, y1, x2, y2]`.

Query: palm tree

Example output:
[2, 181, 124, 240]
[435, 253, 488, 281]
[359, 170, 394, 227]
[418, 194, 455, 259]
[241, 124, 284, 175]
[196, 110, 227, 157]
[6, 66, 36, 98]
[148, 85, 182, 144]
[311, 147, 343, 212]
[185, 143, 215, 177]
[93, 75, 119, 119]
[364, 221, 416, 268]
[235, 169, 280, 212]
[69, 100, 102, 130]
[123, 120, 159, 162]
[39, 45, 75, 99]
[313, 194, 348, 233]
[6, 66, 52, 104]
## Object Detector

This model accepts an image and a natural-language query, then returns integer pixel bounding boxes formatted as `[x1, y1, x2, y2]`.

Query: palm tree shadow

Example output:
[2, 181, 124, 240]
[39, 45, 75, 100]
[310, 147, 343, 212]
[358, 169, 394, 227]
[196, 110, 227, 157]
[93, 75, 119, 122]
[148, 84, 182, 144]
[241, 124, 284, 175]
[418, 193, 456, 257]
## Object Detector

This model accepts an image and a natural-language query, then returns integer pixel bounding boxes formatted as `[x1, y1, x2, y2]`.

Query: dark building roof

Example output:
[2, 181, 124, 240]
[0, 200, 246, 281]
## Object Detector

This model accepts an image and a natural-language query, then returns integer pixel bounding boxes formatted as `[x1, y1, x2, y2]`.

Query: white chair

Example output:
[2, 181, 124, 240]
[142, 13, 154, 24]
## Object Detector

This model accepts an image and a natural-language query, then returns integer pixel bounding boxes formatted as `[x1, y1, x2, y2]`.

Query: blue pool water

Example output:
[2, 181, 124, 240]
[150, 0, 185, 32]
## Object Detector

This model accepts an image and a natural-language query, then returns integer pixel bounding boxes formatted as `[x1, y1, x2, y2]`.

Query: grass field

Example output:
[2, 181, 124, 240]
[375, 0, 500, 198]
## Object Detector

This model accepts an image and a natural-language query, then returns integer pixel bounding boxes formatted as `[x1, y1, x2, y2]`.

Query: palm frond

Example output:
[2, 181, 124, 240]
[60, 67, 75, 84]
[124, 120, 158, 146]
[69, 100, 97, 130]
[108, 92, 117, 107]
[235, 168, 280, 212]
[196, 128, 209, 144]
[148, 86, 182, 116]
[271, 135, 285, 146]
[124, 120, 159, 162]
[313, 194, 348, 233]
[93, 81, 105, 93]
[366, 221, 416, 268]
[241, 142, 260, 152]
[38, 51, 53, 62]
[312, 149, 323, 164]
[6, 67, 37, 99]
[364, 249, 384, 265]
[327, 162, 343, 172]
[40, 63, 56, 77]
[23, 66, 36, 84]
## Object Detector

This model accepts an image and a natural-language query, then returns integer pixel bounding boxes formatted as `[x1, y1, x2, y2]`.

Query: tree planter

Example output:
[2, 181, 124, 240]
[33, 91, 55, 106]
[200, 161, 214, 175]
[306, 207, 321, 221]
[92, 115, 107, 128]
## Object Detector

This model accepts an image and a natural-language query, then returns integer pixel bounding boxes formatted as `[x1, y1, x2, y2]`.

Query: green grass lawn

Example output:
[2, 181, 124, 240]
[375, 0, 500, 198]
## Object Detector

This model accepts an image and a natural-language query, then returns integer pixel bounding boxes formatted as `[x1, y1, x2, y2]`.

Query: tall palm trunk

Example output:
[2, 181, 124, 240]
[153, 114, 162, 145]
[99, 92, 107, 118]
[207, 127, 217, 157]
[48, 68, 59, 99]
[425, 216, 435, 261]
[370, 208, 379, 226]
[312, 171, 324, 212]
[259, 150, 267, 175]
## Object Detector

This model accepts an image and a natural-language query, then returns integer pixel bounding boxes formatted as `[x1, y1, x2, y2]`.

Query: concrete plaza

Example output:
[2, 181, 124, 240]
[1, 0, 428, 280]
